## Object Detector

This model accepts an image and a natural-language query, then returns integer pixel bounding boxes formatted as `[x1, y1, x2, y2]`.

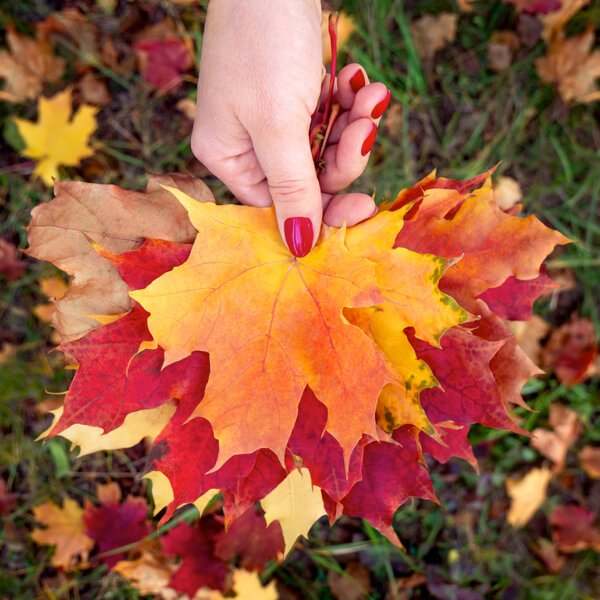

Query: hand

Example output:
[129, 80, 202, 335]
[191, 0, 390, 256]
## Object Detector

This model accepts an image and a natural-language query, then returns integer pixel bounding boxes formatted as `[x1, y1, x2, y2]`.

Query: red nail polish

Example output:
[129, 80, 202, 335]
[361, 123, 378, 156]
[349, 69, 366, 93]
[284, 217, 313, 258]
[371, 89, 391, 119]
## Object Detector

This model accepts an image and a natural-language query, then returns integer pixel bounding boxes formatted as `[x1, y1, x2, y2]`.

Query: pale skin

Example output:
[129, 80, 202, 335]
[191, 0, 390, 255]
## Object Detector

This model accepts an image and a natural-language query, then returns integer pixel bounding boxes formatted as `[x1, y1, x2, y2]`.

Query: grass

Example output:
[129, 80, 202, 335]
[1, 0, 599, 598]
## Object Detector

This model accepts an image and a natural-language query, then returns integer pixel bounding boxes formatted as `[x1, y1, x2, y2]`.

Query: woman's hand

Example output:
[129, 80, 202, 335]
[191, 0, 390, 256]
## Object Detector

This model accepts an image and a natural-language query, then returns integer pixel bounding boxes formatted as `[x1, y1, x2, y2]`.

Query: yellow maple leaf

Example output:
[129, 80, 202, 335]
[14, 89, 98, 186]
[260, 467, 326, 555]
[506, 467, 553, 528]
[30, 498, 94, 570]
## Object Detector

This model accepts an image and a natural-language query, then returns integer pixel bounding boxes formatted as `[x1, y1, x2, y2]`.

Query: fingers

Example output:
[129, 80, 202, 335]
[250, 117, 322, 258]
[323, 192, 377, 227]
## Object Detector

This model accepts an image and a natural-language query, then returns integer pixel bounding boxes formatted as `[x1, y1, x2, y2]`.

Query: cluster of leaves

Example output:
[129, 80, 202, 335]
[29, 481, 281, 598]
[25, 165, 569, 554]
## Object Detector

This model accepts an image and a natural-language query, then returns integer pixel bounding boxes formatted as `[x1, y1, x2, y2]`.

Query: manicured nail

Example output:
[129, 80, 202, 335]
[349, 69, 366, 93]
[284, 217, 314, 258]
[361, 123, 378, 156]
[371, 89, 391, 119]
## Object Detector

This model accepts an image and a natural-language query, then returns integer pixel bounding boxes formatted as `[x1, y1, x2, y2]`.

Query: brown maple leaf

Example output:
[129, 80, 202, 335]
[0, 26, 65, 102]
[26, 173, 211, 345]
[535, 24, 600, 104]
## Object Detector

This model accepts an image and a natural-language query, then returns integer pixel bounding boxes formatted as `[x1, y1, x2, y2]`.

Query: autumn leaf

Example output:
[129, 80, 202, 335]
[261, 467, 327, 554]
[535, 24, 600, 104]
[539, 0, 590, 41]
[162, 518, 228, 596]
[579, 446, 600, 479]
[214, 506, 284, 571]
[550, 504, 600, 552]
[0, 238, 25, 281]
[410, 13, 458, 61]
[14, 89, 98, 186]
[31, 498, 94, 570]
[84, 482, 151, 568]
[26, 174, 209, 344]
[0, 25, 65, 102]
[0, 479, 17, 517]
[505, 0, 561, 14]
[506, 466, 552, 527]
[197, 570, 278, 600]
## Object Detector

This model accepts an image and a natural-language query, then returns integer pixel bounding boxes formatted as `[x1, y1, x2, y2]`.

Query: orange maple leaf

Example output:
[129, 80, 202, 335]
[132, 187, 464, 469]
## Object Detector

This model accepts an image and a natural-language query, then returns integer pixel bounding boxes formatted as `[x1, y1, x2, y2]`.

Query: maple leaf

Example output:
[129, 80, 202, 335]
[550, 504, 600, 552]
[0, 238, 25, 281]
[535, 24, 600, 104]
[132, 190, 393, 468]
[134, 37, 194, 93]
[31, 498, 94, 570]
[539, 0, 590, 41]
[0, 25, 65, 102]
[214, 506, 284, 571]
[14, 89, 98, 186]
[25, 174, 209, 344]
[162, 518, 228, 596]
[505, 466, 552, 527]
[261, 467, 327, 554]
[84, 482, 151, 568]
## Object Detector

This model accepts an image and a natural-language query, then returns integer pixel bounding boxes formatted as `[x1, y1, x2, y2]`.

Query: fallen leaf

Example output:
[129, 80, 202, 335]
[31, 498, 94, 570]
[33, 275, 69, 323]
[84, 482, 151, 568]
[0, 239, 25, 281]
[203, 569, 277, 600]
[112, 541, 178, 595]
[328, 561, 371, 600]
[214, 506, 284, 571]
[512, 315, 551, 365]
[76, 73, 111, 106]
[539, 0, 590, 41]
[505, 0, 561, 13]
[14, 89, 98, 186]
[541, 318, 598, 385]
[457, 0, 474, 11]
[506, 466, 552, 527]
[261, 468, 326, 554]
[579, 446, 600, 479]
[25, 174, 210, 344]
[162, 519, 228, 596]
[551, 504, 600, 552]
[530, 538, 567, 573]
[322, 11, 355, 64]
[0, 478, 17, 516]
[176, 98, 196, 120]
[410, 14, 458, 61]
[493, 176, 523, 210]
[134, 37, 194, 93]
[535, 24, 600, 104]
[487, 31, 520, 72]
[0, 25, 65, 102]
[531, 403, 581, 470]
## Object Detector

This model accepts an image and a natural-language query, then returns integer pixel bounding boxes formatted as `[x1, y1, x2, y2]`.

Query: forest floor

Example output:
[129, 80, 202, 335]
[1, 1, 599, 599]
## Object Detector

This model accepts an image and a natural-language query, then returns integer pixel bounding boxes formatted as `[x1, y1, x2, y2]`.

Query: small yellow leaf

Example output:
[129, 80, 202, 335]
[506, 467, 552, 527]
[261, 468, 326, 555]
[31, 498, 94, 570]
[14, 88, 98, 186]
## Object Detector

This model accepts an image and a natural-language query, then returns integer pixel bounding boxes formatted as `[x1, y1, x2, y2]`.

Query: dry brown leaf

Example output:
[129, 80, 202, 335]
[493, 176, 523, 210]
[535, 24, 600, 104]
[76, 73, 111, 106]
[512, 315, 550, 366]
[506, 466, 552, 527]
[26, 174, 212, 345]
[322, 11, 356, 64]
[34, 275, 69, 324]
[531, 404, 581, 470]
[0, 238, 25, 281]
[530, 538, 567, 573]
[487, 31, 520, 72]
[176, 98, 197, 120]
[579, 446, 600, 479]
[540, 0, 590, 41]
[328, 561, 371, 600]
[411, 13, 458, 61]
[113, 542, 178, 595]
[551, 504, 600, 552]
[0, 26, 65, 102]
[30, 498, 94, 570]
[457, 0, 474, 11]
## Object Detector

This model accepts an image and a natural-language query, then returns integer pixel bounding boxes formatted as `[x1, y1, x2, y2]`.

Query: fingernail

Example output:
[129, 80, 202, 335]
[284, 217, 314, 258]
[357, 206, 379, 225]
[349, 69, 366, 93]
[371, 89, 391, 119]
[361, 123, 378, 156]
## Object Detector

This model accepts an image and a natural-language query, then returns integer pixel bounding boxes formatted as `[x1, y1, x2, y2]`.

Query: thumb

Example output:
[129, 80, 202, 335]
[250, 120, 322, 258]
